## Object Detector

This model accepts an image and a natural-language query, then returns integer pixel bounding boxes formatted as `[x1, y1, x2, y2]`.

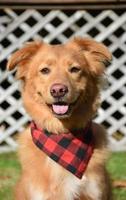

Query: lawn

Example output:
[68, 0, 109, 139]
[0, 152, 126, 200]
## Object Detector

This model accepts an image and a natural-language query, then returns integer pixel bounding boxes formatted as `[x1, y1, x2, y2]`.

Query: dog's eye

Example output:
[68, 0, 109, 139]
[69, 66, 81, 73]
[40, 67, 50, 75]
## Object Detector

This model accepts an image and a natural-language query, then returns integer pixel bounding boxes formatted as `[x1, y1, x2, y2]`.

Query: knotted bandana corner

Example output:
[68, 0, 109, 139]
[31, 121, 94, 179]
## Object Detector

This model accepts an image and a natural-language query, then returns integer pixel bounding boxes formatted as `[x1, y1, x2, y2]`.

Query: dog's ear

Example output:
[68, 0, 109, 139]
[69, 37, 112, 75]
[7, 41, 42, 79]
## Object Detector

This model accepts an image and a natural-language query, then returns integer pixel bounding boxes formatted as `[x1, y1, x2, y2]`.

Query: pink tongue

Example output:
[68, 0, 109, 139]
[52, 104, 69, 115]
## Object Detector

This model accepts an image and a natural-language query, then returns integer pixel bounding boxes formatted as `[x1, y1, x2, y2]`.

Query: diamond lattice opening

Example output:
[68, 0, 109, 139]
[1, 38, 11, 48]
[12, 90, 21, 100]
[112, 111, 124, 120]
[12, 111, 23, 120]
[25, 16, 38, 27]
[1, 79, 11, 89]
[13, 28, 25, 37]
[76, 18, 87, 27]
[113, 48, 125, 58]
[112, 69, 124, 80]
[112, 90, 123, 100]
[51, 17, 62, 27]
[112, 131, 125, 141]
[63, 28, 74, 38]
[88, 27, 100, 37]
[102, 120, 111, 128]
[114, 27, 125, 37]
[101, 16, 113, 27]
[103, 38, 112, 46]
[0, 101, 10, 110]
[38, 29, 49, 37]
[101, 101, 111, 110]
[0, 121, 10, 129]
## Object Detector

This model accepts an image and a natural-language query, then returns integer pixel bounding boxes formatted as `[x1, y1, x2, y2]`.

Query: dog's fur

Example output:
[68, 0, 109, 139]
[7, 37, 112, 200]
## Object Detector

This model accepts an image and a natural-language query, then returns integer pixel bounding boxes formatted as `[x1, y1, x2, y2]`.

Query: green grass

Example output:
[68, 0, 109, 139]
[0, 153, 21, 200]
[0, 152, 126, 200]
[107, 152, 126, 200]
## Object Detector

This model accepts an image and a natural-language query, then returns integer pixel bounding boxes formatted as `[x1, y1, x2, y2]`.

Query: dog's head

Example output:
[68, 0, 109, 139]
[7, 38, 111, 132]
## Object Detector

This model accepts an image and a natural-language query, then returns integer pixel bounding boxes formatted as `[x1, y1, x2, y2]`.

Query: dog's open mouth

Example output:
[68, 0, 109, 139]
[52, 102, 69, 115]
[48, 101, 77, 118]
[47, 95, 81, 118]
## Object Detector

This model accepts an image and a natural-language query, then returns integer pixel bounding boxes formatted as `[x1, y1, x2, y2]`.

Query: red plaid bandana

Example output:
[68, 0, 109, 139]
[31, 121, 94, 179]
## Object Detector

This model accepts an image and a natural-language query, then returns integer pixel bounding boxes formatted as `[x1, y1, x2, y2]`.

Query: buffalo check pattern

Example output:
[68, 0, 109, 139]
[31, 121, 94, 179]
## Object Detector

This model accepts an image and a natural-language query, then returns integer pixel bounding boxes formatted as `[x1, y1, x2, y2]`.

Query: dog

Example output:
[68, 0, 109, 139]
[7, 37, 112, 200]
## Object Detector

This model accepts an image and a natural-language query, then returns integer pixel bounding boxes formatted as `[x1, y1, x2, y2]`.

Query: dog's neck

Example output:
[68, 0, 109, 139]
[34, 117, 91, 134]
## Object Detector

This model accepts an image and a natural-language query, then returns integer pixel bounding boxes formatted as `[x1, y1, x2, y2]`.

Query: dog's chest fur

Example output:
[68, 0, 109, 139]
[27, 157, 101, 200]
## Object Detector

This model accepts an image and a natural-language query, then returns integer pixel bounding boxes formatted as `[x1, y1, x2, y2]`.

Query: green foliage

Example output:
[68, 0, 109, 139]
[0, 152, 126, 200]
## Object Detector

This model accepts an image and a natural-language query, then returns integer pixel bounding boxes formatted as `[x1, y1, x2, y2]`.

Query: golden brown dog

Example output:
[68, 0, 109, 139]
[7, 37, 112, 200]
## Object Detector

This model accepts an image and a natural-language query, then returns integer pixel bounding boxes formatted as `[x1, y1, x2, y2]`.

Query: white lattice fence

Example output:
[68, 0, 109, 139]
[0, 9, 126, 152]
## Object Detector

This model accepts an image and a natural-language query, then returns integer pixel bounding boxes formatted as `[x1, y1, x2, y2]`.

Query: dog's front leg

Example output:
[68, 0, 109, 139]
[14, 179, 27, 200]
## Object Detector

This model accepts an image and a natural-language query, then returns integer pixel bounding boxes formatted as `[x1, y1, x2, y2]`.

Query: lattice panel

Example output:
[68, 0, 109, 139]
[0, 9, 126, 152]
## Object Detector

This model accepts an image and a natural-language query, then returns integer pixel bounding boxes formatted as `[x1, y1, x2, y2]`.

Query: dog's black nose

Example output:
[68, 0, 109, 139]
[50, 84, 68, 98]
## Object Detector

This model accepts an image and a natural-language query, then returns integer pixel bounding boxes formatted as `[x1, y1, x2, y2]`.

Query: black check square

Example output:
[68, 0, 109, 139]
[76, 147, 86, 160]
[50, 153, 60, 162]
[58, 138, 71, 148]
